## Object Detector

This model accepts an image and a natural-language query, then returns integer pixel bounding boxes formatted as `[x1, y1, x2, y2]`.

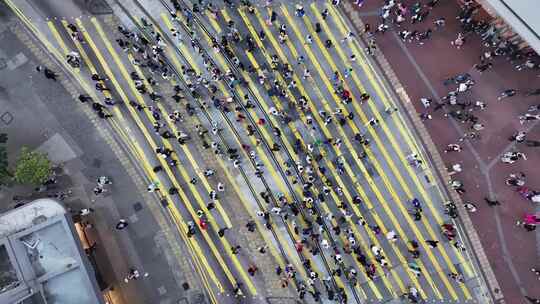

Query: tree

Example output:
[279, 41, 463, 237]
[0, 133, 10, 185]
[13, 147, 51, 186]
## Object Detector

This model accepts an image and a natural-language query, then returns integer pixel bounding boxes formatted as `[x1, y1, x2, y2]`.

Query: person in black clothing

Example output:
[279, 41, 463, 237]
[525, 296, 540, 304]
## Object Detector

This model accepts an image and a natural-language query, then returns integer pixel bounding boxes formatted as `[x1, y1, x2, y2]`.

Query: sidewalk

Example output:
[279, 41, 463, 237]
[344, 0, 539, 302]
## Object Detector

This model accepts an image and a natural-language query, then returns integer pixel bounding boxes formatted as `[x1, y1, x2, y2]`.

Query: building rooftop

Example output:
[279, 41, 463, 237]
[481, 0, 540, 54]
[0, 199, 104, 304]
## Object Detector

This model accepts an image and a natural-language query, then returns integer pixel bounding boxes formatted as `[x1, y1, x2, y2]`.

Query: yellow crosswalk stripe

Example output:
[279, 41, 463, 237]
[47, 21, 69, 53]
[47, 20, 80, 74]
[161, 31, 305, 285]
[310, 4, 473, 298]
[235, 6, 413, 298]
[205, 11, 221, 33]
[91, 16, 253, 294]
[177, 10, 353, 294]
[221, 7, 381, 299]
[291, 5, 451, 297]
[76, 17, 228, 293]
[164, 22, 312, 291]
[121, 14, 262, 295]
[247, 10, 410, 299]
[278, 5, 441, 298]
[59, 20, 112, 100]
[231, 11, 382, 299]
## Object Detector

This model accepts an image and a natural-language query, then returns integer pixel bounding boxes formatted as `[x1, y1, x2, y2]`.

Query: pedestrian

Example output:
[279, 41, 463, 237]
[484, 197, 500, 206]
[321, 8, 329, 19]
[509, 131, 527, 143]
[531, 268, 540, 280]
[96, 83, 110, 91]
[451, 32, 465, 49]
[516, 213, 538, 231]
[386, 230, 398, 242]
[473, 62, 493, 73]
[116, 219, 129, 230]
[420, 113, 433, 121]
[78, 94, 92, 103]
[506, 172, 526, 186]
[79, 208, 94, 216]
[408, 261, 422, 277]
[525, 139, 540, 147]
[464, 202, 477, 212]
[217, 227, 228, 237]
[257, 245, 268, 254]
[497, 89, 517, 100]
[44, 68, 58, 81]
[325, 39, 333, 48]
[444, 143, 462, 153]
[147, 181, 160, 192]
[246, 220, 256, 232]
[501, 151, 526, 164]
[420, 97, 432, 108]
[448, 272, 464, 283]
[231, 245, 241, 254]
[434, 18, 445, 28]
[97, 176, 112, 186]
[426, 240, 439, 248]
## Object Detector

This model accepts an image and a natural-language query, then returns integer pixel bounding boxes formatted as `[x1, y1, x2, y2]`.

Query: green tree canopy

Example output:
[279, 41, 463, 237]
[13, 147, 52, 186]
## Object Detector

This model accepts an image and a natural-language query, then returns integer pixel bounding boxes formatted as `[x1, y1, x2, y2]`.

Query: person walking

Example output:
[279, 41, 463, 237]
[79, 208, 94, 216]
[247, 264, 258, 276]
[43, 67, 58, 81]
[426, 240, 439, 248]
[525, 296, 540, 304]
[451, 32, 465, 49]
[497, 89, 517, 100]
[116, 219, 129, 230]
[484, 197, 500, 206]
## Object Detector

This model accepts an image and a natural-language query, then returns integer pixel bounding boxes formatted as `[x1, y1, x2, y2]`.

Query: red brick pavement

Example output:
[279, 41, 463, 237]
[345, 0, 540, 303]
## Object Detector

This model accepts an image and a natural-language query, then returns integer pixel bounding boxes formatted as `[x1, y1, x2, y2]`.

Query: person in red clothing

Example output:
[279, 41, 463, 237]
[295, 240, 303, 252]
[248, 264, 258, 276]
[199, 219, 207, 230]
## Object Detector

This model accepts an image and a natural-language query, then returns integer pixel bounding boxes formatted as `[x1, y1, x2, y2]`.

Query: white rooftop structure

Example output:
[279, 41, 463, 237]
[0, 199, 104, 304]
[480, 0, 540, 54]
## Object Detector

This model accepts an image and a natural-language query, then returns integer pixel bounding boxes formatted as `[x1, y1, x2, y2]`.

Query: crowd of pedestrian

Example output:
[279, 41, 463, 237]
[33, 0, 540, 302]
[370, 0, 540, 302]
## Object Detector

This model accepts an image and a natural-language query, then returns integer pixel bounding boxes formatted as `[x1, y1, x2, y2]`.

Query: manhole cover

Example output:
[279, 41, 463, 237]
[133, 202, 143, 212]
[1, 112, 13, 125]
[157, 286, 167, 295]
[92, 158, 101, 168]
